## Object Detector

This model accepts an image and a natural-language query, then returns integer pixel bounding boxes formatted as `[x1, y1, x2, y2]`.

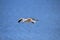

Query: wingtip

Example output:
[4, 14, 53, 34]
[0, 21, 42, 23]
[31, 22, 35, 24]
[18, 19, 22, 23]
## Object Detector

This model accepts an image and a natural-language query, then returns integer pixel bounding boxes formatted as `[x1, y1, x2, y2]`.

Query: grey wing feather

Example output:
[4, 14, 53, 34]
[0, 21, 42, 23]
[31, 18, 39, 21]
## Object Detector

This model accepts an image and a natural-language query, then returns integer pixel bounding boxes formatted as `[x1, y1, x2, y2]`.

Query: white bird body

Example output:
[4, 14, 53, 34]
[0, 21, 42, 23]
[21, 18, 27, 22]
[18, 18, 38, 24]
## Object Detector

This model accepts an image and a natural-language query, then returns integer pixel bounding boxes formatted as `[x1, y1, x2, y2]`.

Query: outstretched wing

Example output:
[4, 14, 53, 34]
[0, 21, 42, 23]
[31, 18, 39, 21]
[18, 19, 22, 23]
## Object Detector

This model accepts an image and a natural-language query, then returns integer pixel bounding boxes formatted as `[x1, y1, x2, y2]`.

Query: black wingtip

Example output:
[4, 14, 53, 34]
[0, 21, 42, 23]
[18, 19, 22, 23]
[31, 22, 34, 24]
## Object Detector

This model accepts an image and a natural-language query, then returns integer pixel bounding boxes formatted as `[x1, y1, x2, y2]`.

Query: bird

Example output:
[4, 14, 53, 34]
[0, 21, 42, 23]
[18, 18, 38, 24]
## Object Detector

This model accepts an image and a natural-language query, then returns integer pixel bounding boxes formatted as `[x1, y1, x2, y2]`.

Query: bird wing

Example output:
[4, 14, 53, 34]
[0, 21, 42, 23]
[18, 19, 22, 23]
[31, 18, 39, 21]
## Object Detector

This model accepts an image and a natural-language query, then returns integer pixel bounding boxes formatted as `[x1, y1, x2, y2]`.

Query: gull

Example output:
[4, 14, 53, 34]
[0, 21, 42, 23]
[18, 18, 38, 24]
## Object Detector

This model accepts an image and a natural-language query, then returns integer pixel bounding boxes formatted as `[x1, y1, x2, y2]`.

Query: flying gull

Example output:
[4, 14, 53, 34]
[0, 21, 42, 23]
[18, 18, 38, 24]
